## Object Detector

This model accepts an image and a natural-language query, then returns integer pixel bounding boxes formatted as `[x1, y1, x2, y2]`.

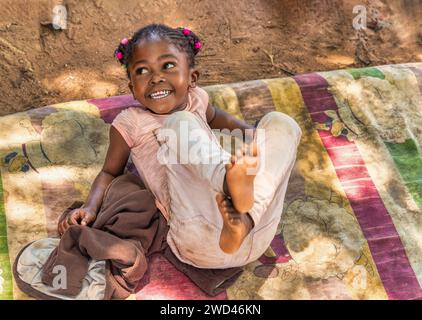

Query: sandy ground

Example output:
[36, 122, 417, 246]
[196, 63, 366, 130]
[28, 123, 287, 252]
[0, 0, 421, 116]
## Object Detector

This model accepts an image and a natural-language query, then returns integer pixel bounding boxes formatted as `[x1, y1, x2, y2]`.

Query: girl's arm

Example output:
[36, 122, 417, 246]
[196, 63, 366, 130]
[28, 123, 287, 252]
[58, 126, 130, 233]
[206, 104, 255, 135]
[82, 126, 131, 214]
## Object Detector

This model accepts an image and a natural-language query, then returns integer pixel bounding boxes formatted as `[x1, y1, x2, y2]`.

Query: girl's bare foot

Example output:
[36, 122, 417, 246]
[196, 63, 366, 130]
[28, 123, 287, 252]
[217, 193, 254, 254]
[224, 142, 259, 213]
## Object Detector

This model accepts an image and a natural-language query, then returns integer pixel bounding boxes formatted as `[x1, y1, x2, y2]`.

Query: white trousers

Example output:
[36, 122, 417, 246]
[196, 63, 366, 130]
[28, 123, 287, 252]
[159, 111, 301, 268]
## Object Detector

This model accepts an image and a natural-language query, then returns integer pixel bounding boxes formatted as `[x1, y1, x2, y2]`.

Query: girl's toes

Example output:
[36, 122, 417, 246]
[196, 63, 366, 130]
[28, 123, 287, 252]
[240, 145, 247, 156]
[249, 142, 258, 157]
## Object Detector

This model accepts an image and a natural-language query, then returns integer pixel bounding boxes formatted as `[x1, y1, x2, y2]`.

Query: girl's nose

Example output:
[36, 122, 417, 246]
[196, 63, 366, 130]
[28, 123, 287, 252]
[149, 73, 165, 85]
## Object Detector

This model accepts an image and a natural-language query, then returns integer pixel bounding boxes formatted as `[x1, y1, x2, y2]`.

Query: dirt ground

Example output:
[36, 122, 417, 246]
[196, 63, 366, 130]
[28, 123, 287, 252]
[0, 0, 421, 116]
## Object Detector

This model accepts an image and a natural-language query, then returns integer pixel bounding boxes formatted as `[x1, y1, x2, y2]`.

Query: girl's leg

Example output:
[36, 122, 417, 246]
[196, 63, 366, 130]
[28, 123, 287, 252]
[158, 111, 231, 193]
[248, 111, 302, 228]
[158, 111, 233, 267]
[159, 110, 301, 265]
[216, 111, 301, 256]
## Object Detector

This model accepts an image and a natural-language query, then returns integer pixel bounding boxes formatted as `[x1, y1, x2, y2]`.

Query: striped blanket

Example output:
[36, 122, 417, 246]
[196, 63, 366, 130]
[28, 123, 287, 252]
[0, 63, 421, 300]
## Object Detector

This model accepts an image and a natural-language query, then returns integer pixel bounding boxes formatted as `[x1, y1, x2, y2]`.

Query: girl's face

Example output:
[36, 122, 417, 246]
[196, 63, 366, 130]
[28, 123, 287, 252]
[128, 39, 199, 114]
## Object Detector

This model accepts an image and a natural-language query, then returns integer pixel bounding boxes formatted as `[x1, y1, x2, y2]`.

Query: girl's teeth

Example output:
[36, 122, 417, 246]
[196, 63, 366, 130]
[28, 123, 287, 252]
[150, 90, 171, 99]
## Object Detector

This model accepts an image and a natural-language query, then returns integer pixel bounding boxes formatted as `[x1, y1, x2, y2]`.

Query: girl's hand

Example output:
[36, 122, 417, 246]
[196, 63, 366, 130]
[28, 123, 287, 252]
[58, 207, 97, 236]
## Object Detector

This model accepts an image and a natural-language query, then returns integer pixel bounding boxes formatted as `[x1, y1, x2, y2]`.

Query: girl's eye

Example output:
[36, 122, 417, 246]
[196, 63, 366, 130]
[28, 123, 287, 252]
[164, 62, 175, 69]
[136, 67, 148, 75]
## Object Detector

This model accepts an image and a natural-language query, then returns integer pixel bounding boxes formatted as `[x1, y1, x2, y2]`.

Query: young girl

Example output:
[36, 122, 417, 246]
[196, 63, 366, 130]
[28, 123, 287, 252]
[57, 24, 301, 269]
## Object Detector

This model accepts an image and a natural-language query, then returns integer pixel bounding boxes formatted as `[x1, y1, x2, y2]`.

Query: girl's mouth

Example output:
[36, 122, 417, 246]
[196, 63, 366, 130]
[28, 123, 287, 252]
[148, 90, 173, 100]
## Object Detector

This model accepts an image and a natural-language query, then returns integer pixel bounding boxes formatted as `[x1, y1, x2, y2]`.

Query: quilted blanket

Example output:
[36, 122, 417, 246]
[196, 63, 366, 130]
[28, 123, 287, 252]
[0, 63, 421, 300]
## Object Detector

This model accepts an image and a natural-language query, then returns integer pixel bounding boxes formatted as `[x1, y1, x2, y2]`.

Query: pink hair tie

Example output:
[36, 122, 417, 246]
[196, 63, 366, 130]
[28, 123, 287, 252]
[120, 37, 129, 45]
[115, 51, 123, 60]
[194, 41, 202, 50]
[182, 28, 191, 36]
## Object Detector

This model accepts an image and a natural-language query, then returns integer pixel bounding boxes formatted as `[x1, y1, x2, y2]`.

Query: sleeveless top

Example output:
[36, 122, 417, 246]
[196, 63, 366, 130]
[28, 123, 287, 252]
[112, 86, 209, 222]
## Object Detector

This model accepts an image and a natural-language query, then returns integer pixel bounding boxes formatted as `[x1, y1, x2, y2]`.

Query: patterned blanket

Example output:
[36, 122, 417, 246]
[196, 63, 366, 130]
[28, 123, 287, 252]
[0, 63, 421, 300]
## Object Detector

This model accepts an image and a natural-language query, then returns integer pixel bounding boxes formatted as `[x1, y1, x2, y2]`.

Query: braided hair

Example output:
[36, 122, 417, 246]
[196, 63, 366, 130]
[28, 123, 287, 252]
[114, 24, 202, 78]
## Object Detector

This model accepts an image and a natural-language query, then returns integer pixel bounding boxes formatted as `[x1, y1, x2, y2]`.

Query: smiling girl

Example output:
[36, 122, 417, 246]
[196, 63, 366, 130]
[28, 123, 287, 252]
[57, 24, 301, 269]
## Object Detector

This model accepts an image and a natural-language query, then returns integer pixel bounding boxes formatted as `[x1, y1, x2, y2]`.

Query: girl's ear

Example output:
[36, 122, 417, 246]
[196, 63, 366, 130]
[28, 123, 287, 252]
[128, 81, 135, 97]
[189, 69, 200, 88]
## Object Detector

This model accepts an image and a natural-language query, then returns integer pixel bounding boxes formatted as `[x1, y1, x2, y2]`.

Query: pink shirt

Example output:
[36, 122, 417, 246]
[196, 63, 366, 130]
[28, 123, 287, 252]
[111, 87, 209, 222]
